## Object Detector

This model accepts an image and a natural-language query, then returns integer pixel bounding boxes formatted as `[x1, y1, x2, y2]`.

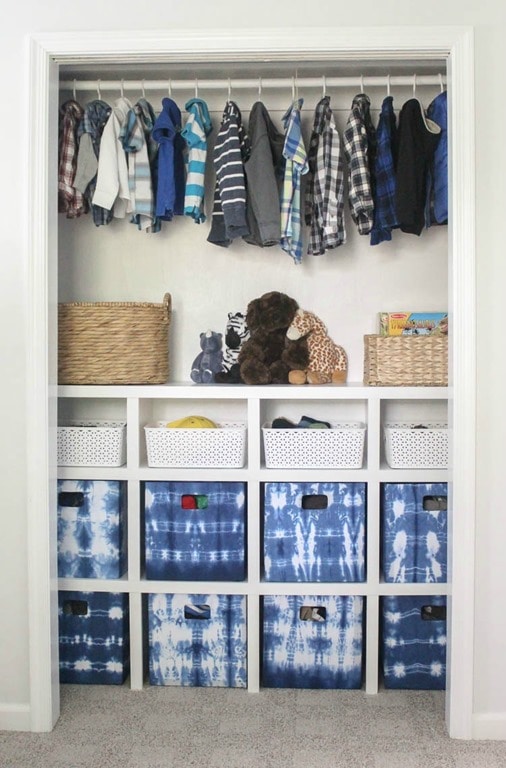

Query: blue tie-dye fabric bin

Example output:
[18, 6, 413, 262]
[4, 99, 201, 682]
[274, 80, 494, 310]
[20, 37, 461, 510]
[57, 479, 127, 579]
[144, 481, 246, 581]
[58, 591, 130, 684]
[381, 483, 447, 583]
[148, 593, 247, 687]
[263, 482, 366, 582]
[381, 595, 447, 689]
[262, 594, 364, 689]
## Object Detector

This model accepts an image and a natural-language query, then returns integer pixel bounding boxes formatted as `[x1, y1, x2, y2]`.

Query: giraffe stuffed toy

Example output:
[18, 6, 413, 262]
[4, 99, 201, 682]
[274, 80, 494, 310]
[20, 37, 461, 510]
[286, 308, 348, 384]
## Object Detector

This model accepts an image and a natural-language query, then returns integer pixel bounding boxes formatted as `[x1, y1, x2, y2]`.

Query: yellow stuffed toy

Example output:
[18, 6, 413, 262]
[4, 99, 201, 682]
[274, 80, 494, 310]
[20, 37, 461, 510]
[166, 416, 217, 428]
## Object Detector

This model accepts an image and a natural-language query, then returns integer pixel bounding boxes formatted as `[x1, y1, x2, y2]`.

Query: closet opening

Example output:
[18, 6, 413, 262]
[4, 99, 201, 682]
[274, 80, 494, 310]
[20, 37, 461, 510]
[26, 27, 475, 738]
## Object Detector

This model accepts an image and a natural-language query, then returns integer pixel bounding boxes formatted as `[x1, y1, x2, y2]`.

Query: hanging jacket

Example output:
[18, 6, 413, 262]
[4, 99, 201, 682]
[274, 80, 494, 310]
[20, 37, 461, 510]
[92, 96, 133, 218]
[426, 90, 448, 225]
[207, 100, 250, 247]
[305, 95, 346, 254]
[370, 95, 399, 245]
[181, 97, 213, 224]
[152, 97, 185, 220]
[396, 98, 441, 236]
[243, 101, 284, 247]
[74, 99, 113, 227]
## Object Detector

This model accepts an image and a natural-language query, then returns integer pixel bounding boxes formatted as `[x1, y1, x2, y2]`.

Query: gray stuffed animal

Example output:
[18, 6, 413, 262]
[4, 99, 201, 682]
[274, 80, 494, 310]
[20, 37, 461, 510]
[190, 330, 223, 383]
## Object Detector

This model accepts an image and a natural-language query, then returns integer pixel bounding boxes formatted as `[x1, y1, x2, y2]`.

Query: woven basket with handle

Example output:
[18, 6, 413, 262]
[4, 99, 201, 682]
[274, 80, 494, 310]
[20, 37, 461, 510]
[58, 293, 172, 385]
[363, 334, 448, 386]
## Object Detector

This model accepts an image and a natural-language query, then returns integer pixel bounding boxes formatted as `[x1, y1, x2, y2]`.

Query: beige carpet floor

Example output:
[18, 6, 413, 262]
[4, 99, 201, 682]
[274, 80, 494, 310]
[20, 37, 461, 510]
[1, 686, 506, 767]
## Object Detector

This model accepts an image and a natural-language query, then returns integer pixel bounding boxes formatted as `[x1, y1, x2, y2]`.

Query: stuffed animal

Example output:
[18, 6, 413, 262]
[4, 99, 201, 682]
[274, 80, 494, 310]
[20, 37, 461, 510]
[286, 309, 348, 384]
[237, 291, 309, 385]
[214, 311, 250, 384]
[190, 330, 223, 383]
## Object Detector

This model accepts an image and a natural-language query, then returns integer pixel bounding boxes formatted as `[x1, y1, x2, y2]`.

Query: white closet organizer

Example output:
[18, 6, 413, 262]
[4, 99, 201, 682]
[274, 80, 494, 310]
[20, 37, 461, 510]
[57, 62, 449, 694]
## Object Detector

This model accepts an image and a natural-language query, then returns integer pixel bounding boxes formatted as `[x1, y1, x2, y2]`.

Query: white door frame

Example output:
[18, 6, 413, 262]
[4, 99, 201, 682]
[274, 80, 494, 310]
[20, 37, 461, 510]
[25, 26, 475, 736]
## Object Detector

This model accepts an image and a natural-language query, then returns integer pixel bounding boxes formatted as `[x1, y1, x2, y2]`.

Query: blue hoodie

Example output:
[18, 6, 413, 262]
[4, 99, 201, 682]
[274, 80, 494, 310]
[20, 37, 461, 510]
[152, 97, 185, 220]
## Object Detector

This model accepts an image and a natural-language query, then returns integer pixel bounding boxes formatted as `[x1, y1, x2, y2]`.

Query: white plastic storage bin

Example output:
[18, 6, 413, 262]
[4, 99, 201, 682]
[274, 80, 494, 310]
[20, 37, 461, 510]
[262, 422, 366, 469]
[383, 422, 448, 469]
[57, 420, 126, 467]
[144, 421, 247, 468]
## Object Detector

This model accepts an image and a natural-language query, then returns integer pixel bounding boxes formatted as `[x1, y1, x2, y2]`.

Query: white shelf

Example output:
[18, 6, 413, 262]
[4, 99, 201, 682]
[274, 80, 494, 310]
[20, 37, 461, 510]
[57, 383, 448, 694]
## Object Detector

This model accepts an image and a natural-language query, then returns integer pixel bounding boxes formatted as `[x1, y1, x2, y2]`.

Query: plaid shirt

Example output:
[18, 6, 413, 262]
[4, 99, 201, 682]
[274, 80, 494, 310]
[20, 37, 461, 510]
[343, 94, 376, 235]
[370, 95, 398, 245]
[75, 99, 112, 227]
[120, 99, 158, 232]
[207, 101, 250, 246]
[280, 98, 308, 264]
[305, 96, 346, 255]
[58, 99, 87, 218]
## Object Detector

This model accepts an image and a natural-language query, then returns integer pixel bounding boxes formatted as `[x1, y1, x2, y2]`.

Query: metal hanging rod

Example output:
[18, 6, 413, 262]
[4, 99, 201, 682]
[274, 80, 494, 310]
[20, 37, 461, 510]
[60, 74, 446, 93]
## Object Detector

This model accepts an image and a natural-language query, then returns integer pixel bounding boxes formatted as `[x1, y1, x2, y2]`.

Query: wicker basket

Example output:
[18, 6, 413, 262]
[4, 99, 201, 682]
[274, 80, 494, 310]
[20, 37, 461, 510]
[58, 293, 172, 385]
[363, 334, 448, 386]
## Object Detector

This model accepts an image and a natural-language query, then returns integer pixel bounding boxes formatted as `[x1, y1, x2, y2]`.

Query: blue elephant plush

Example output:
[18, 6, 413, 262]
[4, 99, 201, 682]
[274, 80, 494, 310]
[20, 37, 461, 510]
[190, 330, 223, 383]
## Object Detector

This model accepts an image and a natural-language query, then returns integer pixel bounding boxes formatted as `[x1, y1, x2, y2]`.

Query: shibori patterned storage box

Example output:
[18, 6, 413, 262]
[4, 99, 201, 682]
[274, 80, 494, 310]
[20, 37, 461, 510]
[262, 594, 364, 689]
[57, 480, 127, 579]
[263, 482, 366, 583]
[58, 591, 130, 685]
[262, 422, 365, 469]
[57, 420, 127, 468]
[381, 483, 447, 584]
[144, 481, 246, 581]
[148, 593, 247, 687]
[381, 595, 447, 690]
[144, 421, 247, 468]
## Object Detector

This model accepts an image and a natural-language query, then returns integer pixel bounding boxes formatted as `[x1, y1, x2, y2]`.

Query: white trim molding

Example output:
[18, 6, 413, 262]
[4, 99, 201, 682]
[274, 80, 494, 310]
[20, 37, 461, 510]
[26, 26, 476, 737]
[473, 713, 506, 741]
[0, 703, 31, 732]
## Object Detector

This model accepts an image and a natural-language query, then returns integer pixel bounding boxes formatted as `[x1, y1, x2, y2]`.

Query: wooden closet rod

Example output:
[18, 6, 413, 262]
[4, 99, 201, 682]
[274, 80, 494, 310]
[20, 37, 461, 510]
[60, 74, 446, 93]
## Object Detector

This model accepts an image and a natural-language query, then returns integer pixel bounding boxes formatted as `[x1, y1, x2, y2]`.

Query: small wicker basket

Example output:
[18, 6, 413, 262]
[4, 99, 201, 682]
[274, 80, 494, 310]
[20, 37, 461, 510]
[58, 293, 172, 385]
[364, 334, 448, 387]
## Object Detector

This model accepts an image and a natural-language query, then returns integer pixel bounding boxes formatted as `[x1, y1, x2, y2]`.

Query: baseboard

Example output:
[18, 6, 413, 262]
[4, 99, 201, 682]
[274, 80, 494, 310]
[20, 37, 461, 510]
[0, 703, 31, 732]
[472, 712, 506, 740]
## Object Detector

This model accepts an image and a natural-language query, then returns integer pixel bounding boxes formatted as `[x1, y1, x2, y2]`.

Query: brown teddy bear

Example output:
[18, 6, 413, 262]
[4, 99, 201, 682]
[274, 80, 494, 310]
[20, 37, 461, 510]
[237, 291, 309, 385]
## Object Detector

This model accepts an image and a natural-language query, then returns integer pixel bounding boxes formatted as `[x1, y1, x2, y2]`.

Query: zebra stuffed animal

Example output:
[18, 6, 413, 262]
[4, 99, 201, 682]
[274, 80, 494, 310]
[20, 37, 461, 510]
[214, 311, 250, 384]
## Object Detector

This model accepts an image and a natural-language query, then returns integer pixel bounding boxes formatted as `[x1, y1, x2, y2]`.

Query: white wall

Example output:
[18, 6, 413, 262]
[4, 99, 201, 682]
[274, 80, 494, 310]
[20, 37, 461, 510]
[1, 0, 505, 736]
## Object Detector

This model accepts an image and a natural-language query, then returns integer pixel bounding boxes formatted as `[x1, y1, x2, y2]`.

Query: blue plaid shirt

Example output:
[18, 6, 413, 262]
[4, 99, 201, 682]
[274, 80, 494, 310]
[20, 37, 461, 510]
[370, 95, 398, 245]
[280, 98, 309, 264]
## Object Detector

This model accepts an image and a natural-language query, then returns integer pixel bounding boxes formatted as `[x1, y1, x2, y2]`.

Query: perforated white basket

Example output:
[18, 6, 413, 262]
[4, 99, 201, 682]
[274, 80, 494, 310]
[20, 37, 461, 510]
[57, 420, 127, 467]
[383, 422, 448, 468]
[262, 422, 366, 469]
[144, 421, 247, 468]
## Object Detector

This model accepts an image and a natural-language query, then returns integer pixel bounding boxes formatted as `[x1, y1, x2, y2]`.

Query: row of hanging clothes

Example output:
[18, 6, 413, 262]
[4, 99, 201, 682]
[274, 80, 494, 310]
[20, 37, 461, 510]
[58, 78, 447, 265]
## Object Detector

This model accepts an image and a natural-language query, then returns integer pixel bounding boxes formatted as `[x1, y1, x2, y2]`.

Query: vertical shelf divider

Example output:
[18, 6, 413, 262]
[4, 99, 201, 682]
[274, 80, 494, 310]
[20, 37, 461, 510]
[247, 395, 261, 692]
